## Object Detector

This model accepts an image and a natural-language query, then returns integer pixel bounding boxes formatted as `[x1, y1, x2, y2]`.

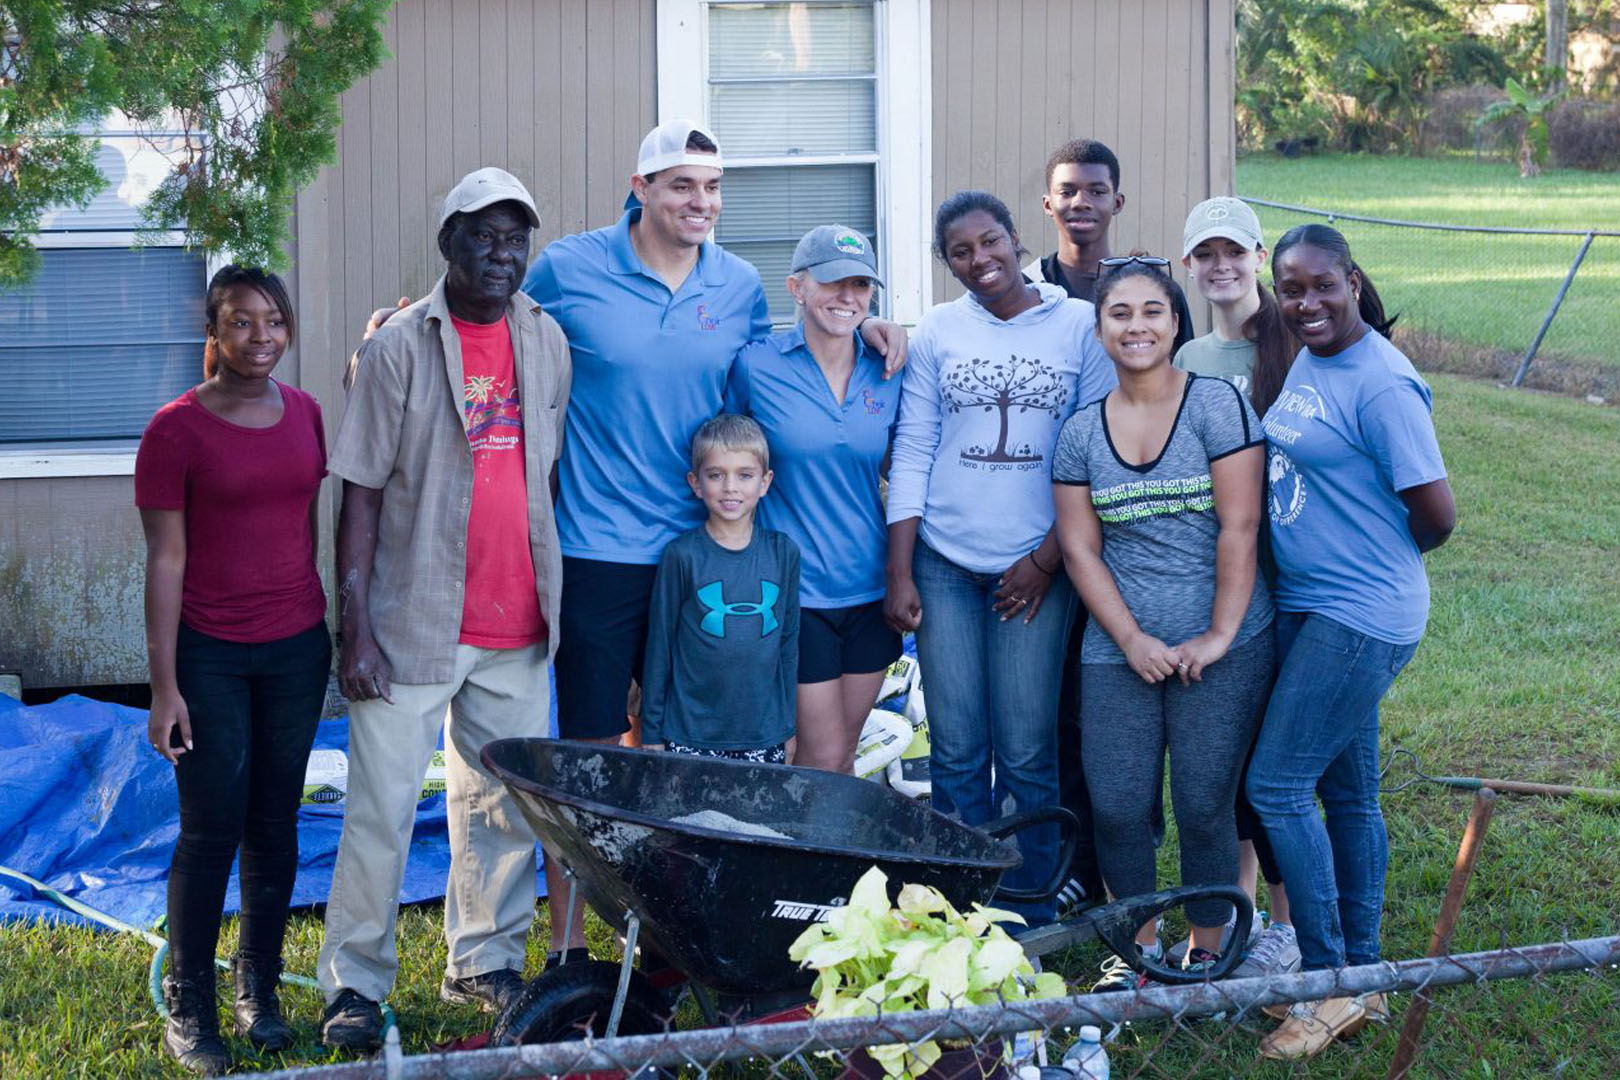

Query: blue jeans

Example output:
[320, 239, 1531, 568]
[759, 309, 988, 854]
[912, 539, 1075, 923]
[1246, 612, 1418, 971]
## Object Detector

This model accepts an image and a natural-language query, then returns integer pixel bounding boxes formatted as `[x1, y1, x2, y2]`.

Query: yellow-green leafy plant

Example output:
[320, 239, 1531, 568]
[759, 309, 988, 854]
[789, 866, 1067, 1080]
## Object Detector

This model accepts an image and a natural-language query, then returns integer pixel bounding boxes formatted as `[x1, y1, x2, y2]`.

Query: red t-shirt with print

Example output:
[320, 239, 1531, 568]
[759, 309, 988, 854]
[453, 315, 545, 648]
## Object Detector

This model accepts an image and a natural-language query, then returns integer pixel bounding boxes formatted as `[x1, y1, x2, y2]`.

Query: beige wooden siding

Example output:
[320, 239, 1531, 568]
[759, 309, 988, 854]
[929, 0, 1236, 321]
[3, 0, 1241, 689]
[294, 0, 657, 414]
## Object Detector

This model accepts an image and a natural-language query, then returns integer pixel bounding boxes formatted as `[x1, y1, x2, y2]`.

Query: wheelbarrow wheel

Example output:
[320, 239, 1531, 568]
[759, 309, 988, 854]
[490, 961, 672, 1047]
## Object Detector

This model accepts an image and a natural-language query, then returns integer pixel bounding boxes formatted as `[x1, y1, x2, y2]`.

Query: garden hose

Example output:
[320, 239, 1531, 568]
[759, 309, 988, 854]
[0, 862, 397, 1032]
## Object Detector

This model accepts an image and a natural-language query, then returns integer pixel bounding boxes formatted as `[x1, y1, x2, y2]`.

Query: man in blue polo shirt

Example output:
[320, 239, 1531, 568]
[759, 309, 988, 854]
[519, 121, 908, 966]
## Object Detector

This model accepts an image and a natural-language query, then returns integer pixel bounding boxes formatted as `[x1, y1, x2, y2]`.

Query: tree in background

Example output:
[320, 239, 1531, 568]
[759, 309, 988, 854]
[1237, 0, 1512, 152]
[1479, 76, 1566, 174]
[0, 1, 392, 286]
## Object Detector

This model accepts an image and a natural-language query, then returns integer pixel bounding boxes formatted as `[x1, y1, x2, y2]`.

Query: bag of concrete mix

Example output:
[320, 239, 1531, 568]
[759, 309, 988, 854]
[887, 670, 933, 799]
[854, 708, 912, 782]
[302, 748, 348, 805]
[420, 749, 447, 800]
[876, 652, 919, 708]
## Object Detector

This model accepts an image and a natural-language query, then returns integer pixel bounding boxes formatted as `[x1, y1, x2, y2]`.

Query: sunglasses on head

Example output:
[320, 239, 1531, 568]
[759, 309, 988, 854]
[1099, 255, 1171, 270]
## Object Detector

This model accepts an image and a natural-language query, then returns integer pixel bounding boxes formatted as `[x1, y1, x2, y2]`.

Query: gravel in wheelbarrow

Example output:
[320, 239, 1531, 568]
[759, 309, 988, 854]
[482, 738, 1043, 997]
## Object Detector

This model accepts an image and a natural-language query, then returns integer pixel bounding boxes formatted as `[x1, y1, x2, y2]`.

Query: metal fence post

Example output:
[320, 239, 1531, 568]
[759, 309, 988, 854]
[1510, 232, 1592, 388]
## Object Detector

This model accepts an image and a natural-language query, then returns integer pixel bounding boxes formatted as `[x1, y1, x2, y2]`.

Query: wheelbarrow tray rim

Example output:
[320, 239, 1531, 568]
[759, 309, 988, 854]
[483, 738, 1022, 873]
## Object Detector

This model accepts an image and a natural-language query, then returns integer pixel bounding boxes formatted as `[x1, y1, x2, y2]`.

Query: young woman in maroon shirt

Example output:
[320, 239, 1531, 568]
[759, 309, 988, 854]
[136, 266, 330, 1074]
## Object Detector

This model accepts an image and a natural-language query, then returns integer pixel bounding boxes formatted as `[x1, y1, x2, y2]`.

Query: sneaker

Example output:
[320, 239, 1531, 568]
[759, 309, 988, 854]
[1168, 909, 1263, 966]
[1258, 996, 1369, 1060]
[321, 988, 384, 1051]
[1232, 923, 1301, 981]
[441, 967, 527, 1014]
[1182, 947, 1221, 975]
[1055, 876, 1096, 917]
[543, 946, 593, 971]
[1092, 948, 1158, 993]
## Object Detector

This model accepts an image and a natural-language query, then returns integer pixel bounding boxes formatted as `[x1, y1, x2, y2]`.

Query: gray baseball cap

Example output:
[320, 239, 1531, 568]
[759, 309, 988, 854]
[1182, 196, 1263, 257]
[790, 225, 883, 287]
[441, 167, 540, 228]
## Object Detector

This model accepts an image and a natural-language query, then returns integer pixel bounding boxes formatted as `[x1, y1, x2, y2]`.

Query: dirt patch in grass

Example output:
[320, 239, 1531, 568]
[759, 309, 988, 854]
[1397, 326, 1620, 403]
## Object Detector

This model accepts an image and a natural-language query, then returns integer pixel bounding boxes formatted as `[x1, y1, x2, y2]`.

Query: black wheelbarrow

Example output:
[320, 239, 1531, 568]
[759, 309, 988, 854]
[481, 738, 1251, 1045]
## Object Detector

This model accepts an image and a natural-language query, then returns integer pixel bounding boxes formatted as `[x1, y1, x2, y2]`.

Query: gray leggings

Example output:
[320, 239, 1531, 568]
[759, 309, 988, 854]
[1080, 629, 1275, 928]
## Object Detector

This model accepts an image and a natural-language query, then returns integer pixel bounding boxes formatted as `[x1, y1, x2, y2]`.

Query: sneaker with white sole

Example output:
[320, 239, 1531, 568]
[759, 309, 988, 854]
[1168, 909, 1263, 967]
[1092, 947, 1160, 993]
[1232, 922, 1301, 980]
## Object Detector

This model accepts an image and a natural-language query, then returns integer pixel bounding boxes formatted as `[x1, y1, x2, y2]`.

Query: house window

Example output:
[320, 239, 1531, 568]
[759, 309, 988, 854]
[658, 0, 931, 325]
[0, 124, 206, 461]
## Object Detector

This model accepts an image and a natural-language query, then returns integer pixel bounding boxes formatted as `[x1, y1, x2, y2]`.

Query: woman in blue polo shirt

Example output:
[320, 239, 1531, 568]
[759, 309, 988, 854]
[1249, 224, 1455, 1060]
[727, 225, 901, 774]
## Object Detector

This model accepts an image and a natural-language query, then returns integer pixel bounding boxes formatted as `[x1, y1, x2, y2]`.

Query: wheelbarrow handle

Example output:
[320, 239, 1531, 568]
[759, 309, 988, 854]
[979, 806, 1081, 905]
[1086, 884, 1255, 985]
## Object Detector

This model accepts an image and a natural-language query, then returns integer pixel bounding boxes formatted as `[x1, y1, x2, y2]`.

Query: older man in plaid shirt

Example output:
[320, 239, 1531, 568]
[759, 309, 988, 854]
[315, 167, 571, 1051]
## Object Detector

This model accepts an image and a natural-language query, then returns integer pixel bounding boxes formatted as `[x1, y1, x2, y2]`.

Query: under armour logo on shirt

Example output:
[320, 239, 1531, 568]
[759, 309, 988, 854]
[697, 581, 780, 638]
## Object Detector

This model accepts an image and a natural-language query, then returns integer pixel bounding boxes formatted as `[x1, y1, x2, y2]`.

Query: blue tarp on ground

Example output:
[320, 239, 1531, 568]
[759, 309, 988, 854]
[0, 690, 554, 930]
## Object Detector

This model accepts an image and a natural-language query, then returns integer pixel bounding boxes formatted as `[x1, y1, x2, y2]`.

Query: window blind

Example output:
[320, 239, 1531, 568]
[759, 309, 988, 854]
[708, 1, 879, 324]
[0, 247, 207, 443]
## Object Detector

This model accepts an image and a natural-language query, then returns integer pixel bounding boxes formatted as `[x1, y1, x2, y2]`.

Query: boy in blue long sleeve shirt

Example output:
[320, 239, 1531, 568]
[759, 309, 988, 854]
[641, 415, 800, 761]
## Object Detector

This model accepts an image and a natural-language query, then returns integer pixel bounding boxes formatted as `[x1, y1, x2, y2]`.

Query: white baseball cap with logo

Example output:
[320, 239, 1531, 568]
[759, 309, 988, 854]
[441, 166, 540, 228]
[1182, 196, 1264, 258]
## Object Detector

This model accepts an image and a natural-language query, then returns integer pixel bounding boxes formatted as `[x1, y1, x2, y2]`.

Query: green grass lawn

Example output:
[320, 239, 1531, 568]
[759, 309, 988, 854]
[3, 375, 1618, 1076]
[1236, 153, 1620, 386]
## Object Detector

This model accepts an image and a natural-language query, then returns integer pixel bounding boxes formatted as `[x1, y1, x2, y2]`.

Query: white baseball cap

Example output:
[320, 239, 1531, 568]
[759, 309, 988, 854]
[636, 118, 725, 176]
[440, 167, 540, 228]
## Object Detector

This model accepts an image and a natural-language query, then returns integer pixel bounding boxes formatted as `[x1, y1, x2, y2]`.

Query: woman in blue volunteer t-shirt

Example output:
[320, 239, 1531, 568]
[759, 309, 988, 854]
[1248, 224, 1456, 1061]
[727, 225, 902, 774]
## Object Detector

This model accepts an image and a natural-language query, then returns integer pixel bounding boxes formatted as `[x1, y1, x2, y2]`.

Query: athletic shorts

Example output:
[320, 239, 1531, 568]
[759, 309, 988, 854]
[554, 556, 658, 739]
[798, 600, 902, 684]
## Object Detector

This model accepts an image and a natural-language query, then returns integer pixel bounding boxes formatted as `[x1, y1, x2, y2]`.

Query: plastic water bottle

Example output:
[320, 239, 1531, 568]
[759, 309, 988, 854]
[1062, 1025, 1110, 1080]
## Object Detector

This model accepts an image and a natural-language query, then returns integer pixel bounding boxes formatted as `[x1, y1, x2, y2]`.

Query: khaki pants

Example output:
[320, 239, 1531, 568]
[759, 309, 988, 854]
[317, 642, 548, 1003]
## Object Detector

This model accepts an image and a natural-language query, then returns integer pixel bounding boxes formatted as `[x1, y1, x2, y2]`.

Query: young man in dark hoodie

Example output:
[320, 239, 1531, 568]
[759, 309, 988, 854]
[1025, 139, 1125, 303]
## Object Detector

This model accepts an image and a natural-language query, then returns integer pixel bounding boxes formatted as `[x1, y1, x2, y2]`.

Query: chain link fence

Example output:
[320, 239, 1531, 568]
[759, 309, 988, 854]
[1239, 197, 1620, 400]
[234, 933, 1619, 1080]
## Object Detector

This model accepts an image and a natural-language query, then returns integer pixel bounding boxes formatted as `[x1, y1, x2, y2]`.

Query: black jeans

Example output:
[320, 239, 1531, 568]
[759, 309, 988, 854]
[167, 621, 330, 978]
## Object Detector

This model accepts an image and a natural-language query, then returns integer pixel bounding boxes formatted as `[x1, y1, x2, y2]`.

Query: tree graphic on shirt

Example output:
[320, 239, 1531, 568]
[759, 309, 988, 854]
[942, 354, 1068, 463]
